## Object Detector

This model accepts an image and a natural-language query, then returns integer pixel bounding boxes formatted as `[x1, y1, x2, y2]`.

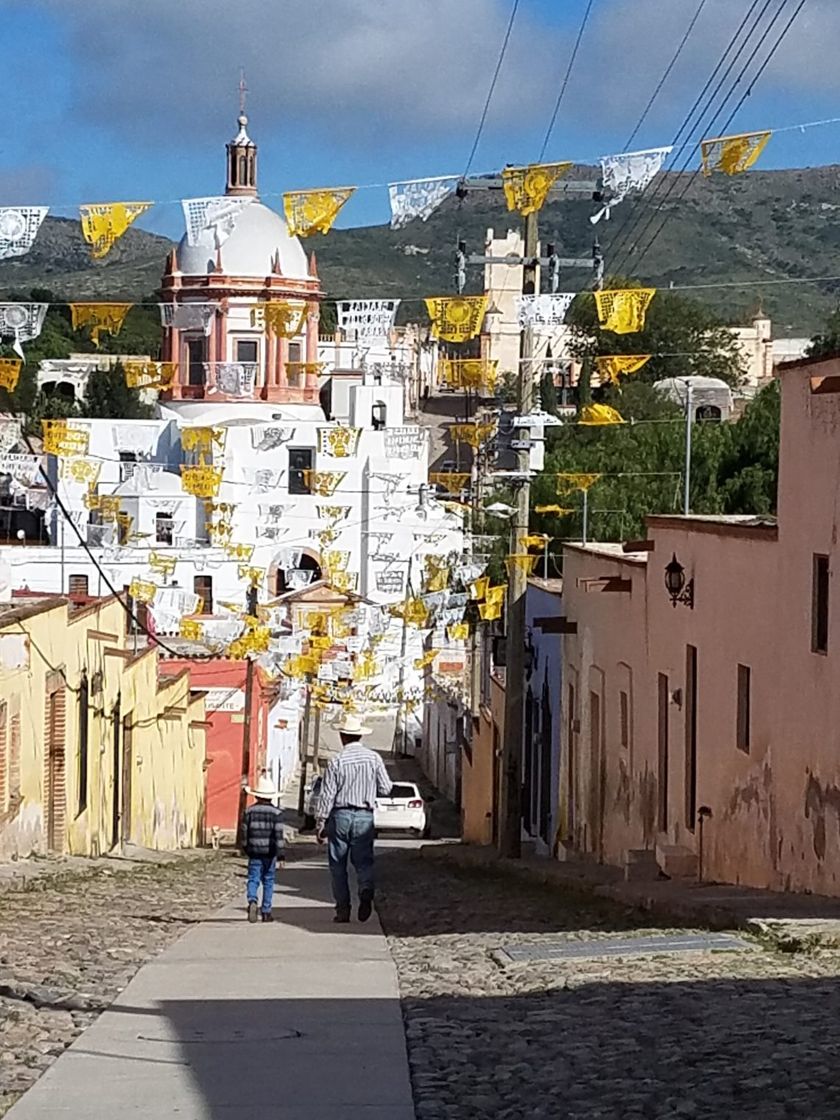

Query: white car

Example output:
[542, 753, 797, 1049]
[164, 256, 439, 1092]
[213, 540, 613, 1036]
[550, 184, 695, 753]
[375, 782, 429, 837]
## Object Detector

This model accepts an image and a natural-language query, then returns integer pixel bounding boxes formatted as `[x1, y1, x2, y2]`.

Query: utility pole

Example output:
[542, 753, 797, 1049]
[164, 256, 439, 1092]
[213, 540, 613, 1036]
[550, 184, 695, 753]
[297, 679, 312, 814]
[498, 209, 538, 859]
[237, 580, 259, 837]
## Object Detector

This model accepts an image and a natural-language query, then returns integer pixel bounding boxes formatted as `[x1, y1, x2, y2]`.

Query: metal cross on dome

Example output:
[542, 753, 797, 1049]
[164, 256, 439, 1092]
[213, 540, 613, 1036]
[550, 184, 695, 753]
[238, 69, 248, 114]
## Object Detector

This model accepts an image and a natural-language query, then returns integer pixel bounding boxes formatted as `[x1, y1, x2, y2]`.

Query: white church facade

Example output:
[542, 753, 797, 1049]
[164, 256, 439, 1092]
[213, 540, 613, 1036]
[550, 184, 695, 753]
[0, 112, 464, 729]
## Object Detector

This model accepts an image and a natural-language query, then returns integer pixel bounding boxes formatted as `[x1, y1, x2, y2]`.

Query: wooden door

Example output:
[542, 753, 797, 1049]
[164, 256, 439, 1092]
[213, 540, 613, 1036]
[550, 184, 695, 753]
[45, 687, 66, 853]
[121, 716, 133, 845]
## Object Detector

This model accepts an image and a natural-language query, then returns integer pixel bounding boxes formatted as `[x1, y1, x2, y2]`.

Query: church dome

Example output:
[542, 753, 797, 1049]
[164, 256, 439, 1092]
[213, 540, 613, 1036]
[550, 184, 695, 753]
[175, 201, 311, 281]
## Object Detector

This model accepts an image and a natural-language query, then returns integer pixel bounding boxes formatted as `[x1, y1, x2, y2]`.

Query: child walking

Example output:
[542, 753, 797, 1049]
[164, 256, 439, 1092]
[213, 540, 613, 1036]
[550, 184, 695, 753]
[242, 775, 285, 923]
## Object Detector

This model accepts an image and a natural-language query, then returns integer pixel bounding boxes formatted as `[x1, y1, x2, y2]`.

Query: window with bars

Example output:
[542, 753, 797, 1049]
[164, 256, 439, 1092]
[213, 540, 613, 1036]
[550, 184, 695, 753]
[77, 673, 89, 816]
[812, 554, 829, 654]
[155, 512, 174, 545]
[736, 664, 751, 754]
[68, 574, 89, 596]
[288, 448, 313, 495]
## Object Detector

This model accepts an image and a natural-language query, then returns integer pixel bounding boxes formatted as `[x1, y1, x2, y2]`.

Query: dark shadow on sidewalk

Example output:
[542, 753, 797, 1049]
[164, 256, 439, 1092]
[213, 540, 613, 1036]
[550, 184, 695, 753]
[91, 978, 840, 1119]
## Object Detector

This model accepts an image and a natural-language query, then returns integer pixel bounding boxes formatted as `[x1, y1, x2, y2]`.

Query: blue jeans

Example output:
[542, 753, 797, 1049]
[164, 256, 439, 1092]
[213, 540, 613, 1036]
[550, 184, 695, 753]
[327, 809, 375, 911]
[246, 856, 276, 914]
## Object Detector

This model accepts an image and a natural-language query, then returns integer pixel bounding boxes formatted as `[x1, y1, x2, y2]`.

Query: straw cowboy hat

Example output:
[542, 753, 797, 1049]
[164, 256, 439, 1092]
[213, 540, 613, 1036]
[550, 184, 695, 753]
[246, 774, 280, 799]
[334, 712, 372, 736]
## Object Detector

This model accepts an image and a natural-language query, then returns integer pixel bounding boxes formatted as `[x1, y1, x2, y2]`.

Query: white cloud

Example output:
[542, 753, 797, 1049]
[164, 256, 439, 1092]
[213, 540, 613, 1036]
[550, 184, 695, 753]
[37, 0, 564, 147]
[29, 0, 833, 159]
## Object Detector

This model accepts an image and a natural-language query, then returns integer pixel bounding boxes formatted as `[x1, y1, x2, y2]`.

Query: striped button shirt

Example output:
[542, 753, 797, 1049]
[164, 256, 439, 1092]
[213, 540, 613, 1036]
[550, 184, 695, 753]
[317, 745, 393, 824]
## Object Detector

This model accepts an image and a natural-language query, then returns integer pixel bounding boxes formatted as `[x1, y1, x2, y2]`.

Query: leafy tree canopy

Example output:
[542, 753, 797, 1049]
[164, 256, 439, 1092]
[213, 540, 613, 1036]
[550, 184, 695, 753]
[806, 304, 840, 360]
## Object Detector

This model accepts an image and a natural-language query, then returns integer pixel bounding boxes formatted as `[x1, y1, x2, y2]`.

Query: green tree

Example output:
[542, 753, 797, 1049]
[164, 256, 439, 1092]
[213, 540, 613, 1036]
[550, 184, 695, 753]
[806, 305, 840, 359]
[717, 380, 780, 514]
[79, 361, 154, 420]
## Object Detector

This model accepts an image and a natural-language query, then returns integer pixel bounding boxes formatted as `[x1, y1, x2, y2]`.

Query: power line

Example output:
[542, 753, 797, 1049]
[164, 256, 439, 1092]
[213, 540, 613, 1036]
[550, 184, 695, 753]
[539, 0, 596, 160]
[463, 0, 521, 178]
[623, 0, 710, 151]
[606, 0, 769, 266]
[629, 0, 807, 273]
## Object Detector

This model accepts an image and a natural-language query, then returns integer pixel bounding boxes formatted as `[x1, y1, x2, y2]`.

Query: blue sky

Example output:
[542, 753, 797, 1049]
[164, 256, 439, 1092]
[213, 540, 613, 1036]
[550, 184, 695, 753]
[3, 0, 838, 240]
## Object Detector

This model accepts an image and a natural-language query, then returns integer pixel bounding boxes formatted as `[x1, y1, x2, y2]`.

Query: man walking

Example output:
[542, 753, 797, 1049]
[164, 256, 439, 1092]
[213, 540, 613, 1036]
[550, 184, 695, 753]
[242, 774, 285, 923]
[317, 713, 393, 923]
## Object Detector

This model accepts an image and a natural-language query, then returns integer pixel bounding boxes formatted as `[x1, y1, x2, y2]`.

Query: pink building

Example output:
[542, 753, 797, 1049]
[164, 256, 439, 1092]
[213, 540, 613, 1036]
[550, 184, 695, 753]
[561, 353, 840, 896]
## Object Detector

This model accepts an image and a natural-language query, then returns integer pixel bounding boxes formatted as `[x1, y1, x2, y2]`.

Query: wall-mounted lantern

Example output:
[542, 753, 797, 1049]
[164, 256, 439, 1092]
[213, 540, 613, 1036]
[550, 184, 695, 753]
[664, 553, 694, 609]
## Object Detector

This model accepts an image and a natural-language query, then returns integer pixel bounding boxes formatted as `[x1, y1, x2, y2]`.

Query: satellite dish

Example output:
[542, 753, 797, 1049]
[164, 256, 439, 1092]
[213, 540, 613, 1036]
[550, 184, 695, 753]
[0, 560, 13, 603]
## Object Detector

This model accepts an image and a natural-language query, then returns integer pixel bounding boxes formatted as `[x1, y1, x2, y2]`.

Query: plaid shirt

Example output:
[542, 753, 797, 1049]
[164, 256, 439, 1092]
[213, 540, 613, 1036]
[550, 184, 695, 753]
[317, 745, 393, 826]
[242, 802, 285, 859]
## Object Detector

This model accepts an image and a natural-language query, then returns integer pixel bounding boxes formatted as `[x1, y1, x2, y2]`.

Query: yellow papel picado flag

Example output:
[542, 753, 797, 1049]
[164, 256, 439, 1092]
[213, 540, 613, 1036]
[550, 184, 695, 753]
[283, 188, 355, 237]
[593, 289, 655, 334]
[41, 419, 89, 457]
[502, 162, 572, 216]
[252, 301, 309, 338]
[70, 303, 132, 346]
[595, 354, 651, 385]
[449, 422, 496, 448]
[448, 622, 470, 641]
[438, 357, 498, 392]
[505, 554, 538, 578]
[123, 361, 177, 390]
[535, 505, 575, 515]
[317, 427, 362, 457]
[303, 470, 346, 497]
[425, 296, 487, 343]
[580, 403, 625, 426]
[429, 472, 470, 494]
[149, 552, 177, 578]
[0, 359, 21, 391]
[79, 202, 152, 258]
[61, 458, 100, 486]
[700, 130, 772, 177]
[479, 601, 502, 621]
[556, 472, 601, 495]
[180, 465, 223, 498]
[128, 578, 157, 604]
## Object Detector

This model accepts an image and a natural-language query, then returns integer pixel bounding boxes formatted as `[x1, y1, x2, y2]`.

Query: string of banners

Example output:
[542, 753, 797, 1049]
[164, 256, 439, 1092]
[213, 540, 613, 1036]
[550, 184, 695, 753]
[336, 300, 400, 340]
[0, 128, 794, 269]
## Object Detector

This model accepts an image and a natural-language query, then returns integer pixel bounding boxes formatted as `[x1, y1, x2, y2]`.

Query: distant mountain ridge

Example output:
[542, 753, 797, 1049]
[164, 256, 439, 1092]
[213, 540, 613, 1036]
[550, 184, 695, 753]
[2, 165, 839, 334]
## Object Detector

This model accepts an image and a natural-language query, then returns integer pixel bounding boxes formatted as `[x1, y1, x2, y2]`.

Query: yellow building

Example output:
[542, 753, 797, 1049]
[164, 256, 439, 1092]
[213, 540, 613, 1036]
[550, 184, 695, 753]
[0, 595, 207, 859]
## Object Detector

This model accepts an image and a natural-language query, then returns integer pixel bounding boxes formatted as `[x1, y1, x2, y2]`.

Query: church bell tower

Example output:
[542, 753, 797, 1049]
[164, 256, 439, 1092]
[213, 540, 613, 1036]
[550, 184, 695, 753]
[226, 72, 257, 196]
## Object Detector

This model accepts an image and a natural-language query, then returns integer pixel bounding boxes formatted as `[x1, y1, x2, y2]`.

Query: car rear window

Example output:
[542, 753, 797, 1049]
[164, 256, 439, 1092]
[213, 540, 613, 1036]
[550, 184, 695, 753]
[389, 784, 419, 799]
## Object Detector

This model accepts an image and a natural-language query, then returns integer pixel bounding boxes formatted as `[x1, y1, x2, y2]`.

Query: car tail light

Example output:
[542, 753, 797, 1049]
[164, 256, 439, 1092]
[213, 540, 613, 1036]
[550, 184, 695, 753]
[408, 799, 423, 808]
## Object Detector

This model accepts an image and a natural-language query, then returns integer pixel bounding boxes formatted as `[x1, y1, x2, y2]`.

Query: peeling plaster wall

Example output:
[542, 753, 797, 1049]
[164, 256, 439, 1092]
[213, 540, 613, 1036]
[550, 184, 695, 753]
[559, 363, 840, 895]
[561, 548, 652, 865]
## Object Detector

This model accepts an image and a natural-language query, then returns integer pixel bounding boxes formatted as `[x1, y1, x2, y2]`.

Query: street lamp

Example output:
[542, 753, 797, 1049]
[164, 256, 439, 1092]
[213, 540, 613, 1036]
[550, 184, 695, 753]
[664, 553, 694, 609]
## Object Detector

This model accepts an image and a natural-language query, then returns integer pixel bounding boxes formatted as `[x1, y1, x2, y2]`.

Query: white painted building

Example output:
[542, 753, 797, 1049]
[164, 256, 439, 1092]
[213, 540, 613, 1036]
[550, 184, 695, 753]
[0, 111, 465, 739]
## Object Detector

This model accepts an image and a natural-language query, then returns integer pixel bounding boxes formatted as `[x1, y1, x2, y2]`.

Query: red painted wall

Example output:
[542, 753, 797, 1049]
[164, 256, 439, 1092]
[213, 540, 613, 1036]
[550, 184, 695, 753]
[165, 659, 271, 834]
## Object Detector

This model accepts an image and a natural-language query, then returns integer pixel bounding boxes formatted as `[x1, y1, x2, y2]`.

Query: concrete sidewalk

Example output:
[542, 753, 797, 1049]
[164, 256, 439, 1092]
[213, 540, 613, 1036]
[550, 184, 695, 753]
[6, 850, 415, 1120]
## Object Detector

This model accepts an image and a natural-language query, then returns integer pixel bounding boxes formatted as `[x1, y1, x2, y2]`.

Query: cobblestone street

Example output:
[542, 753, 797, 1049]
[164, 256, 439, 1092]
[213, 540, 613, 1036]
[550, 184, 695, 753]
[377, 849, 840, 1120]
[0, 854, 239, 1117]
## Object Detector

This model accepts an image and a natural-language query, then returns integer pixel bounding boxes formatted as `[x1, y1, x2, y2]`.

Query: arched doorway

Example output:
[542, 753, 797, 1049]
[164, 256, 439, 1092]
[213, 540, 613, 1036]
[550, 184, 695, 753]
[271, 549, 322, 595]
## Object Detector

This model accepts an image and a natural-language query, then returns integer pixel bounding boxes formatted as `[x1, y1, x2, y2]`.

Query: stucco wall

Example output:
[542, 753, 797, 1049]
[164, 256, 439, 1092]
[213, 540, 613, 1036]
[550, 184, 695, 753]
[559, 361, 840, 894]
[462, 676, 504, 846]
[0, 597, 207, 859]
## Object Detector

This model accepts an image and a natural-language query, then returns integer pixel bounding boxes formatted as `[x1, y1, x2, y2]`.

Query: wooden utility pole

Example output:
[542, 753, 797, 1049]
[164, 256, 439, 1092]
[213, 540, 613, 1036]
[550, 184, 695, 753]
[498, 209, 538, 858]
[237, 581, 259, 840]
